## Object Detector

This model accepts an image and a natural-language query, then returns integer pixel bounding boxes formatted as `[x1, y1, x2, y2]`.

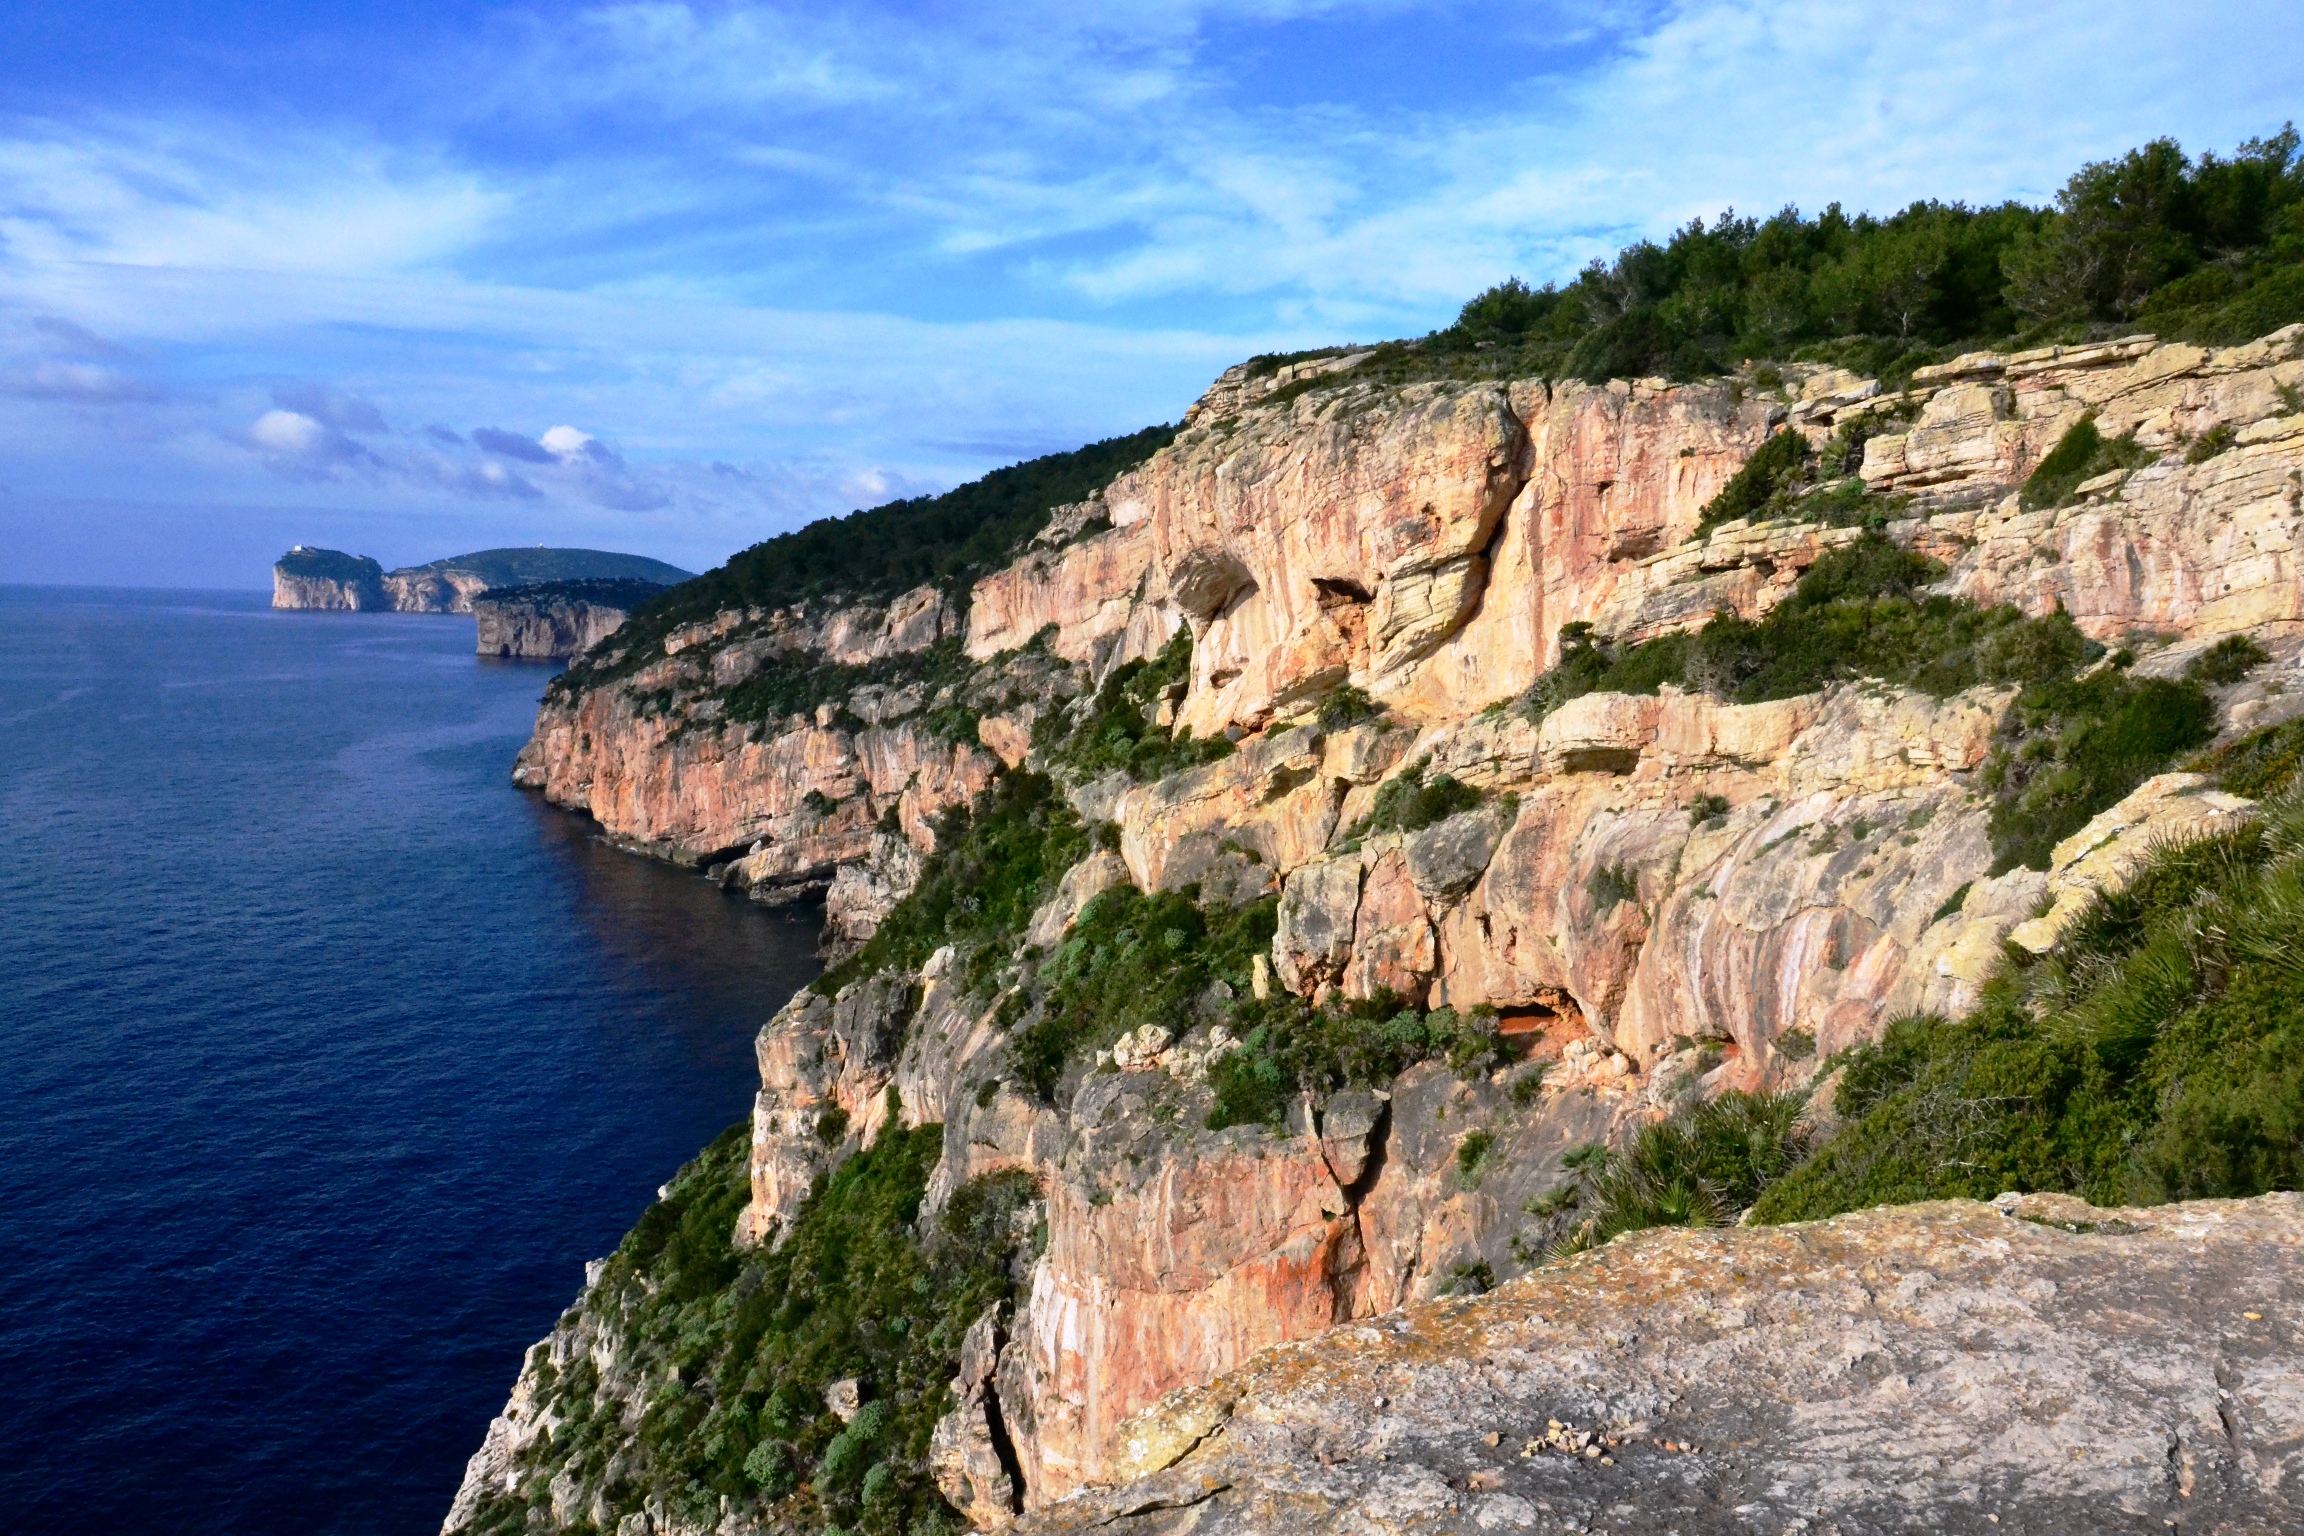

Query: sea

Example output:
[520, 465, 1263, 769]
[0, 587, 822, 1534]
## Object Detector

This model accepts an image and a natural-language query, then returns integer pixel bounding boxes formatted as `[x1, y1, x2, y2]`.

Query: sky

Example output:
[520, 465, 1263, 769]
[1, 2, 2299, 587]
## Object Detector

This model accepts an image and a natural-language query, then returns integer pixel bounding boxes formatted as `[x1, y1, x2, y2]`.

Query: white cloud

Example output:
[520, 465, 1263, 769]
[249, 409, 326, 455]
[540, 424, 601, 460]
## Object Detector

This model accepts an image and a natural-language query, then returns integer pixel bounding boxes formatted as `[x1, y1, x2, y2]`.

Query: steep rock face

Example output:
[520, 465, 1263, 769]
[468, 323, 2304, 1533]
[472, 582, 655, 659]
[512, 583, 1008, 928]
[1023, 1193, 2304, 1536]
[516, 685, 997, 905]
[385, 566, 492, 613]
[1594, 327, 2304, 647]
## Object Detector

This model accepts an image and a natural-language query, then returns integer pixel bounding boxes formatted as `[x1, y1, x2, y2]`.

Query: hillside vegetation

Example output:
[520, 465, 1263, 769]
[600, 426, 1176, 668]
[401, 548, 693, 587]
[274, 546, 382, 582]
[1258, 123, 2304, 397]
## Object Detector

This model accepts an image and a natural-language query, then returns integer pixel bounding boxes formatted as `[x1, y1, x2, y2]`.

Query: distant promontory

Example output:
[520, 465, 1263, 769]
[273, 545, 693, 658]
[272, 545, 692, 614]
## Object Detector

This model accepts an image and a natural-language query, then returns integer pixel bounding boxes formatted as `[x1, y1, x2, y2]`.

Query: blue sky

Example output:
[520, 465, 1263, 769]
[2, 2, 2299, 586]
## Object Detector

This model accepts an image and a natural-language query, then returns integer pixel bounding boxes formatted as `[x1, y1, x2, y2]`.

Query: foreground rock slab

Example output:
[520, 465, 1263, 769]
[1024, 1194, 2304, 1536]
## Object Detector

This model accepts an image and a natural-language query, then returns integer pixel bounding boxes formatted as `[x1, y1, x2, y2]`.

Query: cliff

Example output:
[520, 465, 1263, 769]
[271, 545, 385, 610]
[472, 579, 666, 660]
[453, 322, 2304, 1536]
[271, 546, 691, 614]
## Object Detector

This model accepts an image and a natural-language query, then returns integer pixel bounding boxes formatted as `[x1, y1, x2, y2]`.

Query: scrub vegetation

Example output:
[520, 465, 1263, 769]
[554, 425, 1175, 694]
[1251, 125, 2304, 399]
[1206, 996, 1510, 1131]
[459, 1121, 1041, 1536]
[1033, 629, 1235, 783]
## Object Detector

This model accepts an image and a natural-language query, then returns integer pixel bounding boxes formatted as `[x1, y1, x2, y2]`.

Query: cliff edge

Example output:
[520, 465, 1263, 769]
[451, 317, 2304, 1536]
[1024, 1191, 2304, 1535]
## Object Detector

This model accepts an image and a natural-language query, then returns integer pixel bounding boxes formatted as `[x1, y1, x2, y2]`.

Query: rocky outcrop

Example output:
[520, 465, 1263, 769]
[1023, 1192, 2304, 1535]
[471, 579, 664, 659]
[271, 546, 386, 610]
[385, 565, 493, 614]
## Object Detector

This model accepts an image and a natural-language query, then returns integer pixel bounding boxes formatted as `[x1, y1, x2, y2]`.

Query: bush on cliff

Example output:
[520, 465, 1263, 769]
[1754, 794, 2304, 1222]
[1036, 628, 1234, 784]
[1981, 666, 2217, 872]
[1356, 755, 1488, 837]
[718, 636, 976, 733]
[1204, 995, 1510, 1130]
[1523, 1092, 1813, 1258]
[2017, 415, 2156, 511]
[463, 1119, 1041, 1536]
[2195, 712, 2304, 798]
[1006, 886, 1277, 1100]
[814, 770, 1087, 1001]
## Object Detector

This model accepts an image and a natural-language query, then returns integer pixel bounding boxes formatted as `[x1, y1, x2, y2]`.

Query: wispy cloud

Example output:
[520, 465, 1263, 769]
[0, 0, 2298, 583]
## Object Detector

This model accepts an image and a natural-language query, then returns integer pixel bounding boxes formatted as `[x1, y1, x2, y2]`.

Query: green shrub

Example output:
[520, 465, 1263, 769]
[2186, 424, 2239, 463]
[2186, 634, 2271, 686]
[2018, 415, 2154, 511]
[1315, 684, 1382, 731]
[1931, 881, 1974, 924]
[813, 771, 1087, 1001]
[1983, 671, 2216, 872]
[2195, 715, 2304, 798]
[1004, 886, 1277, 1100]
[1455, 1129, 1497, 1188]
[1588, 864, 1640, 911]
[460, 1120, 1044, 1536]
[1514, 536, 2216, 872]
[1688, 793, 1731, 826]
[1037, 629, 1233, 784]
[1361, 756, 1487, 836]
[1526, 1092, 1812, 1258]
[713, 638, 977, 730]
[1522, 536, 2057, 721]
[1205, 995, 1508, 1129]
[1696, 428, 1810, 532]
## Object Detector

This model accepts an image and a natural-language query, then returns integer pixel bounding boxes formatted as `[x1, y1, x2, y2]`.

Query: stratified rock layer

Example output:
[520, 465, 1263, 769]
[472, 580, 664, 660]
[1024, 1193, 2304, 1536]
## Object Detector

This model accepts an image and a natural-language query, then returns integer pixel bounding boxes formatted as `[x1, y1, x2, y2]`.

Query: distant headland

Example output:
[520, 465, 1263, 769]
[273, 545, 694, 658]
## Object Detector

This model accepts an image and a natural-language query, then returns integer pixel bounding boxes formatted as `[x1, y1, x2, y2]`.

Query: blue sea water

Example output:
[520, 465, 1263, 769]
[0, 588, 821, 1534]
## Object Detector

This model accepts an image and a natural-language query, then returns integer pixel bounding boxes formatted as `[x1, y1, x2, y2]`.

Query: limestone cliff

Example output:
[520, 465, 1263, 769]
[271, 546, 386, 610]
[453, 323, 2304, 1536]
[472, 579, 667, 660]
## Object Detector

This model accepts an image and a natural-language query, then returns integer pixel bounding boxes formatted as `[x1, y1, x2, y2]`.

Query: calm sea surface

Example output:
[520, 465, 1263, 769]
[0, 588, 820, 1534]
